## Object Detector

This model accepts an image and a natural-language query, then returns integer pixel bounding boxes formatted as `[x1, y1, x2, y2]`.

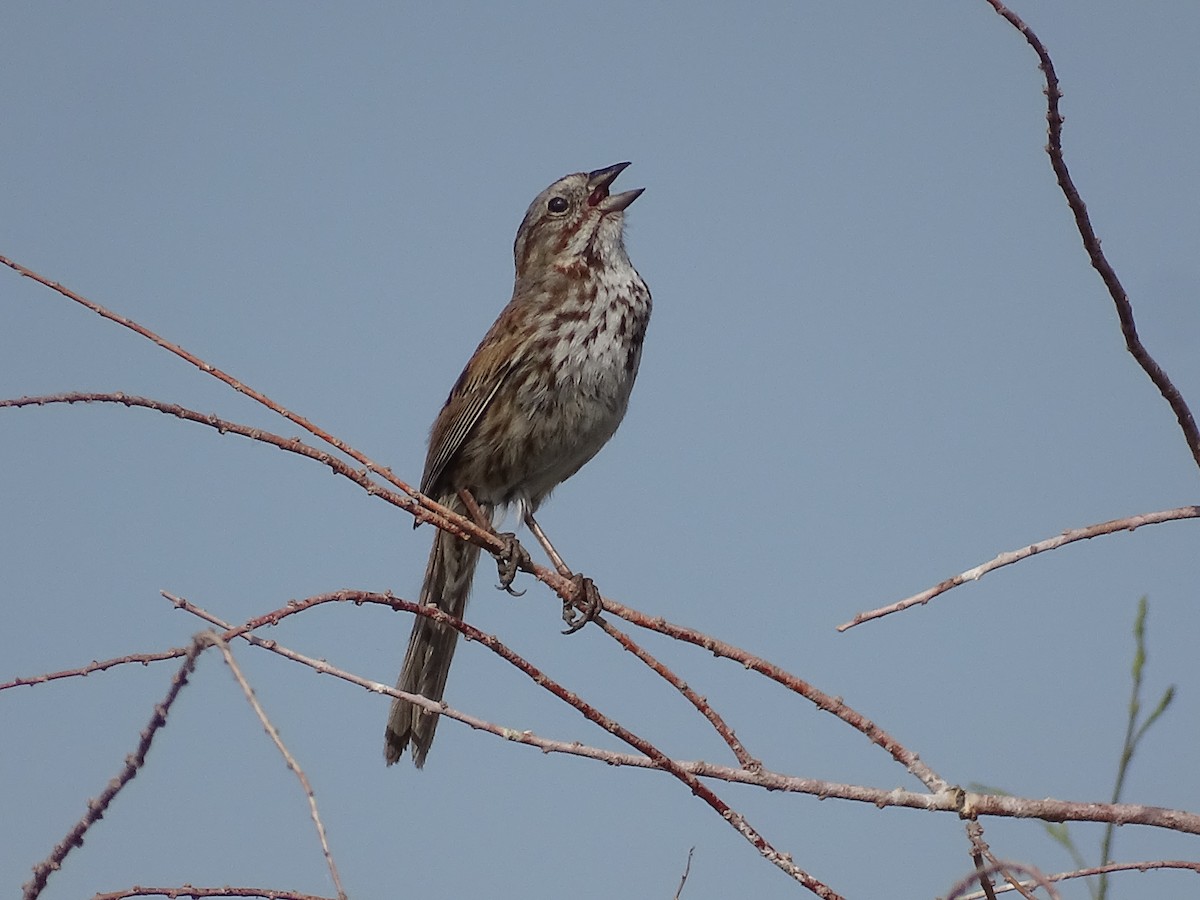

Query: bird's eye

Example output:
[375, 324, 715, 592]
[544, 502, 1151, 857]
[547, 196, 569, 214]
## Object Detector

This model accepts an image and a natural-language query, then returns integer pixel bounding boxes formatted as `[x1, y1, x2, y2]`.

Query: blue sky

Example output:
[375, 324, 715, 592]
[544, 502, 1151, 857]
[2, 3, 1198, 898]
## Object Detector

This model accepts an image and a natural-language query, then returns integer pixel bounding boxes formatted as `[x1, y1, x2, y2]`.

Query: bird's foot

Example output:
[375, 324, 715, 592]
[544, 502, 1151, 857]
[561, 574, 602, 634]
[493, 532, 532, 596]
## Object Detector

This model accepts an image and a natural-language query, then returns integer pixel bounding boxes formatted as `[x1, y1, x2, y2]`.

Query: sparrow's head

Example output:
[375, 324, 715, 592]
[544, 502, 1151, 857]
[513, 162, 643, 279]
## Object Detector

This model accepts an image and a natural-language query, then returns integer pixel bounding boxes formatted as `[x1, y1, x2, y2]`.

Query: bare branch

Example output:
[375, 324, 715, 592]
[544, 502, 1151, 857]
[173, 590, 1200, 836]
[673, 847, 695, 900]
[166, 592, 842, 898]
[0, 389, 621, 624]
[981, 2, 1200, 469]
[215, 581, 949, 794]
[597, 618, 759, 770]
[2, 648, 190, 692]
[598, 598, 950, 792]
[211, 638, 346, 900]
[841, 507, 1199, 630]
[0, 391, 481, 551]
[944, 860, 1060, 900]
[0, 255, 415, 481]
[955, 860, 1200, 899]
[0, 392, 943, 797]
[92, 888, 336, 900]
[965, 822, 1036, 900]
[23, 637, 207, 900]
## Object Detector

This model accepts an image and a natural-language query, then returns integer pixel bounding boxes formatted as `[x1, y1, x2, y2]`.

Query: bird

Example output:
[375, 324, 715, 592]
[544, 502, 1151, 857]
[385, 162, 652, 767]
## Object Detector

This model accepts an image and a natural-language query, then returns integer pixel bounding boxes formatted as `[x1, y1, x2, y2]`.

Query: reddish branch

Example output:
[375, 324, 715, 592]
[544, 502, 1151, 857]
[22, 637, 207, 900]
[957, 859, 1200, 898]
[92, 888, 335, 900]
[17, 604, 1198, 838]
[983, 2, 1200, 470]
[597, 617, 759, 770]
[840, 506, 1200, 630]
[964, 821, 1029, 900]
[0, 262, 563, 600]
[0, 256, 398, 480]
[1, 648, 190, 691]
[211, 639, 346, 900]
[944, 860, 1057, 900]
[602, 598, 949, 792]
[169, 593, 841, 897]
[177, 590, 1200, 836]
[233, 582, 947, 792]
[0, 383, 629, 639]
[0, 391, 474, 547]
[4, 390, 939, 790]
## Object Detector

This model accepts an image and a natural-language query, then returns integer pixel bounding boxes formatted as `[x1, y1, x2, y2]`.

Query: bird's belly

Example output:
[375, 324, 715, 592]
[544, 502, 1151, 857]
[459, 281, 649, 510]
[510, 362, 635, 499]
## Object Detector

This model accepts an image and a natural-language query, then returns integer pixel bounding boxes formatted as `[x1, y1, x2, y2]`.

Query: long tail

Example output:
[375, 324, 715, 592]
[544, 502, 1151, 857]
[384, 494, 487, 767]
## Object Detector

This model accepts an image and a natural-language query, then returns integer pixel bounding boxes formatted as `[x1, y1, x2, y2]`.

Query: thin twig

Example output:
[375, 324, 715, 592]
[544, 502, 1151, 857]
[23, 637, 207, 900]
[1099, 597, 1176, 900]
[598, 598, 950, 792]
[92, 887, 336, 900]
[944, 860, 1060, 900]
[956, 860, 1200, 899]
[840, 507, 1200, 630]
[0, 391, 475, 549]
[231, 583, 947, 793]
[965, 823, 1000, 900]
[597, 618, 759, 770]
[211, 637, 346, 900]
[673, 847, 695, 900]
[0, 256, 412, 483]
[980, 2, 1200, 469]
[1, 648, 191, 692]
[965, 822, 1034, 900]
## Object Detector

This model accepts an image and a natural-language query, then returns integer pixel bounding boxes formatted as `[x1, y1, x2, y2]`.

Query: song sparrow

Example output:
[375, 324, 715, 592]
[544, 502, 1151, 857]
[385, 162, 652, 767]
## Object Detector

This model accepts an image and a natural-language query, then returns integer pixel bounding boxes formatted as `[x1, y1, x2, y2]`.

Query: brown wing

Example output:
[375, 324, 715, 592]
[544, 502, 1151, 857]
[419, 350, 519, 497]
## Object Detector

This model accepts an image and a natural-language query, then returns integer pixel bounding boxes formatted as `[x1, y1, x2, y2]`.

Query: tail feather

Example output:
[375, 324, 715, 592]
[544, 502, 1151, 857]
[384, 496, 487, 767]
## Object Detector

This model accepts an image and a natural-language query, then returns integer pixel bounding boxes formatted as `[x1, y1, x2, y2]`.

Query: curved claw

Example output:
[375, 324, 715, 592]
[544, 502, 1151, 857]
[561, 574, 602, 635]
[493, 532, 531, 596]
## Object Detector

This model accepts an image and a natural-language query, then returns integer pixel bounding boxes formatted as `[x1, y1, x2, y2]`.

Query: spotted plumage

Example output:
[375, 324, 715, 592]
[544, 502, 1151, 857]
[386, 162, 651, 767]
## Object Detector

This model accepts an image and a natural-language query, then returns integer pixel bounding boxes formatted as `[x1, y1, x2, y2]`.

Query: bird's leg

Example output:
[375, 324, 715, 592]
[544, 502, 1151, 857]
[522, 509, 603, 634]
[457, 488, 529, 595]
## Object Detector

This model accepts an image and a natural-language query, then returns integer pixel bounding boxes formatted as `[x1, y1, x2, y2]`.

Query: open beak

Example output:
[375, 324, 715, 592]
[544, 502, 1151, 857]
[587, 161, 644, 213]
